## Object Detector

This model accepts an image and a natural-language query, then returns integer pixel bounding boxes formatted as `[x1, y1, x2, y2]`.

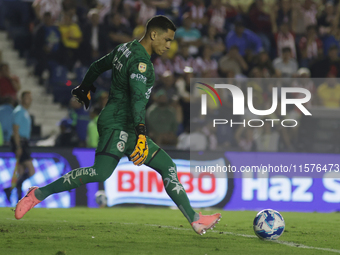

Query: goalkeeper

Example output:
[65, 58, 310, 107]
[15, 15, 221, 235]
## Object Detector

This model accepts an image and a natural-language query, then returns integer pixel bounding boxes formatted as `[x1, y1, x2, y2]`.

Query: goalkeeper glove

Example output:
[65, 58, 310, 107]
[130, 124, 148, 166]
[71, 84, 96, 109]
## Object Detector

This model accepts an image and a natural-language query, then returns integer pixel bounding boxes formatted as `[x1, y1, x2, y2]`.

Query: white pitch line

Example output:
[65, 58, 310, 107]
[5, 218, 340, 254]
[122, 222, 340, 254]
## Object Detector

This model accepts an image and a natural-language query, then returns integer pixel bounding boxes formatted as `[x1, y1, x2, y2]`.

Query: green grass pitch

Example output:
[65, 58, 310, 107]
[1, 207, 340, 255]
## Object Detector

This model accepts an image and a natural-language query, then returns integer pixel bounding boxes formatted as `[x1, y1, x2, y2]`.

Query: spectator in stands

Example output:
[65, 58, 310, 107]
[274, 0, 296, 31]
[154, 71, 178, 104]
[201, 25, 225, 59]
[87, 107, 101, 148]
[184, 0, 207, 29]
[294, 0, 318, 36]
[32, 12, 62, 84]
[317, 1, 340, 36]
[33, 0, 62, 22]
[146, 89, 178, 145]
[93, 90, 109, 111]
[175, 13, 202, 56]
[55, 118, 79, 147]
[153, 53, 174, 79]
[202, 121, 218, 151]
[225, 20, 263, 57]
[254, 120, 280, 152]
[273, 22, 296, 59]
[59, 10, 83, 71]
[136, 0, 158, 25]
[62, 0, 88, 25]
[173, 45, 198, 75]
[96, 0, 112, 23]
[310, 44, 340, 78]
[318, 2, 340, 56]
[179, 121, 208, 151]
[176, 125, 191, 150]
[4, 91, 35, 202]
[317, 76, 340, 108]
[0, 97, 15, 144]
[175, 67, 192, 130]
[0, 63, 20, 102]
[78, 9, 108, 66]
[298, 25, 323, 67]
[248, 0, 272, 54]
[218, 45, 248, 77]
[250, 50, 277, 78]
[108, 12, 133, 51]
[68, 97, 90, 147]
[157, 70, 183, 131]
[235, 126, 256, 152]
[273, 47, 298, 77]
[291, 67, 316, 108]
[196, 45, 218, 77]
[206, 0, 232, 34]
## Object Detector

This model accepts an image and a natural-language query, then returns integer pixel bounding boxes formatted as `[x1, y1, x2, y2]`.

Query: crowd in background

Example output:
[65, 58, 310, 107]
[1, 0, 340, 152]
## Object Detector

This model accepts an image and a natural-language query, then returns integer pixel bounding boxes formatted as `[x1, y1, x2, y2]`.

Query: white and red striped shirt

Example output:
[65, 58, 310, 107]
[207, 6, 226, 33]
[153, 57, 175, 77]
[275, 32, 296, 58]
[195, 57, 218, 77]
[173, 55, 200, 74]
[188, 2, 206, 29]
[299, 37, 322, 59]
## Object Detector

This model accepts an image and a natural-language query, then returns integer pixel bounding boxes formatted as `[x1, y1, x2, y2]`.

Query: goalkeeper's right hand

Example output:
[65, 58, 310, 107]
[71, 84, 96, 109]
[130, 124, 149, 166]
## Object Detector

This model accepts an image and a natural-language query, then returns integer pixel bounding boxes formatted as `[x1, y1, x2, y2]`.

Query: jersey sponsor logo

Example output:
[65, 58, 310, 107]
[130, 73, 147, 84]
[117, 141, 125, 152]
[112, 56, 123, 72]
[62, 168, 98, 184]
[119, 131, 128, 143]
[117, 44, 132, 58]
[145, 86, 153, 99]
[138, 63, 147, 73]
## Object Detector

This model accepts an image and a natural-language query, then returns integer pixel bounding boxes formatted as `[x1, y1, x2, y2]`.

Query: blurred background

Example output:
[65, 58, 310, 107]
[1, 0, 340, 211]
[1, 0, 340, 152]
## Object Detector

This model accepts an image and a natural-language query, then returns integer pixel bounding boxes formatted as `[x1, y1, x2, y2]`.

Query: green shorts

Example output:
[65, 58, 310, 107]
[95, 128, 160, 164]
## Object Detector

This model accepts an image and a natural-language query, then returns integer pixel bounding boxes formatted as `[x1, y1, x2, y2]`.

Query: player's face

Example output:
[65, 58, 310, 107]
[152, 29, 175, 56]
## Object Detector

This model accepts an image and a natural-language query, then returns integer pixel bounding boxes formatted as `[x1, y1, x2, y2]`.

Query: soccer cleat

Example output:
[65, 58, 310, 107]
[71, 84, 96, 109]
[191, 212, 222, 235]
[14, 186, 41, 220]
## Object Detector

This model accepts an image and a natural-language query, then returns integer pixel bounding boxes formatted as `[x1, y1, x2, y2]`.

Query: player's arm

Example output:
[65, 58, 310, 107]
[72, 51, 115, 109]
[128, 60, 150, 166]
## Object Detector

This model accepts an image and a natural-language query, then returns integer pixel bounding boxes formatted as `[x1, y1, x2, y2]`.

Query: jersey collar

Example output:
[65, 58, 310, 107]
[135, 39, 151, 59]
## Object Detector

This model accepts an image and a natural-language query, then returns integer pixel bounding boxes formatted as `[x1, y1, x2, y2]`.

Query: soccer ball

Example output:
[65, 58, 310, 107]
[95, 190, 107, 207]
[253, 209, 285, 240]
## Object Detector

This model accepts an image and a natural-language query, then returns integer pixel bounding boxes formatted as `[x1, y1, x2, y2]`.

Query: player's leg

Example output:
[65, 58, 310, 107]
[15, 129, 126, 219]
[35, 129, 125, 200]
[143, 140, 198, 224]
[126, 137, 221, 235]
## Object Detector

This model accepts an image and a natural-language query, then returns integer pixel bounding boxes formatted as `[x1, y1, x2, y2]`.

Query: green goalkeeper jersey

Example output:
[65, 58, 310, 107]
[81, 40, 155, 134]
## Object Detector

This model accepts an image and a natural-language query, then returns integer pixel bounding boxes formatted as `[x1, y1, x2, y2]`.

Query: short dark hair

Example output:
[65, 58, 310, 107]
[282, 47, 291, 53]
[146, 15, 176, 34]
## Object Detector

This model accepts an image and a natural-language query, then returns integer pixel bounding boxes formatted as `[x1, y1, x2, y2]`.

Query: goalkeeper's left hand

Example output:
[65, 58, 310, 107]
[130, 124, 148, 166]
